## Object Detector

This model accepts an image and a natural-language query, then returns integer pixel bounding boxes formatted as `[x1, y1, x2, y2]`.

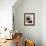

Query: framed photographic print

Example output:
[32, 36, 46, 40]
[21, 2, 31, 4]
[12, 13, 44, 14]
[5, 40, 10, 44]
[24, 13, 35, 26]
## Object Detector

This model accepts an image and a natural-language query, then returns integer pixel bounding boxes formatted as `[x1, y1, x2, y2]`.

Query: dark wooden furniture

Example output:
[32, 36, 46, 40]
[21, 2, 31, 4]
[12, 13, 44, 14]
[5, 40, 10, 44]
[13, 33, 22, 39]
[13, 33, 23, 46]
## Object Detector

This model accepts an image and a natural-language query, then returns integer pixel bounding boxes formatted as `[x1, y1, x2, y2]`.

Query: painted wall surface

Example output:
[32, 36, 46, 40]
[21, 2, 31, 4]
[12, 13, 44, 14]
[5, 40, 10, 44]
[13, 0, 41, 46]
[41, 0, 46, 46]
[0, 0, 16, 29]
[0, 0, 17, 38]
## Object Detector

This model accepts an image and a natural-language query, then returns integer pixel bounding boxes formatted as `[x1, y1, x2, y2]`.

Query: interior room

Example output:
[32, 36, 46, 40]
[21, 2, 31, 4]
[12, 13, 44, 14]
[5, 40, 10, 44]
[0, 0, 46, 46]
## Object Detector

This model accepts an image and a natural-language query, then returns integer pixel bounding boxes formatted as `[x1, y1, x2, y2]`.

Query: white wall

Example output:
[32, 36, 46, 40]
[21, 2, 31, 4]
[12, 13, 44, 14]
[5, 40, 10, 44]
[0, 0, 16, 30]
[41, 0, 46, 46]
[13, 0, 41, 46]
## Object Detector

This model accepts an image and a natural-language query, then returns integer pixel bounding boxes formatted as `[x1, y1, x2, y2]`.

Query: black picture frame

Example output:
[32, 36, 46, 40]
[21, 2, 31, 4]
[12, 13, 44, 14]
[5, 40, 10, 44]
[24, 13, 35, 26]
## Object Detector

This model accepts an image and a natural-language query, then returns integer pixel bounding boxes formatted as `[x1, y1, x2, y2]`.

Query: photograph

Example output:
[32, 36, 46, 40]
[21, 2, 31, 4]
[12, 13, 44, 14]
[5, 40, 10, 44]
[24, 13, 35, 26]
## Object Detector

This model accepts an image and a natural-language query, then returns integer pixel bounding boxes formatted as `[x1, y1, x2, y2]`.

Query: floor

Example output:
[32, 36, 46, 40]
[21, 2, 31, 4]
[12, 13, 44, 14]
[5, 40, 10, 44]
[0, 39, 16, 46]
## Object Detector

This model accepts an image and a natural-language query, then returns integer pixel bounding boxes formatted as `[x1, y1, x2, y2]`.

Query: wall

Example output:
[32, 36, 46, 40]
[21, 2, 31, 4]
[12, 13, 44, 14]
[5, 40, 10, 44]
[0, 0, 16, 30]
[41, 0, 46, 46]
[13, 0, 41, 46]
[0, 0, 17, 38]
